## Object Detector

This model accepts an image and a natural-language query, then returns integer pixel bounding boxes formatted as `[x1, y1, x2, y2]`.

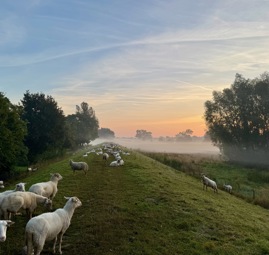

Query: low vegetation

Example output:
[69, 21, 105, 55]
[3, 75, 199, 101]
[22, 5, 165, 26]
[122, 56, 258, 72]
[2, 146, 269, 254]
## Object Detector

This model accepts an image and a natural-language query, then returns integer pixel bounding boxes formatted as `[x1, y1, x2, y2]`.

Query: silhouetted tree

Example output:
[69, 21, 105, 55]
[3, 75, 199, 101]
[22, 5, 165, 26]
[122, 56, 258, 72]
[21, 91, 67, 162]
[175, 129, 193, 141]
[0, 92, 28, 178]
[98, 128, 115, 139]
[135, 130, 152, 140]
[66, 102, 99, 146]
[204, 72, 269, 165]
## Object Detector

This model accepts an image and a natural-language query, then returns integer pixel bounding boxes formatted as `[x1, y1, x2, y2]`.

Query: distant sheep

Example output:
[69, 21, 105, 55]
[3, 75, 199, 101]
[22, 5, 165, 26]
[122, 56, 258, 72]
[29, 173, 63, 200]
[103, 153, 109, 160]
[24, 196, 82, 255]
[201, 174, 218, 193]
[223, 184, 232, 194]
[0, 181, 4, 189]
[0, 191, 52, 219]
[109, 160, 120, 167]
[69, 159, 89, 174]
[0, 220, 14, 242]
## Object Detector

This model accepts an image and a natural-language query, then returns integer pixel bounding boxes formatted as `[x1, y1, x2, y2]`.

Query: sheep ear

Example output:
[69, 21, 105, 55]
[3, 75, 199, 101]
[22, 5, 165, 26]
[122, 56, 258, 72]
[64, 196, 71, 200]
[6, 220, 15, 226]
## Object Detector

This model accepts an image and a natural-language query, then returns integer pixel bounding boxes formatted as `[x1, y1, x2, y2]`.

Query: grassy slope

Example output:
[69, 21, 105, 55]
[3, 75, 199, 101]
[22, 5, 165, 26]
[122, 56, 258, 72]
[2, 147, 269, 255]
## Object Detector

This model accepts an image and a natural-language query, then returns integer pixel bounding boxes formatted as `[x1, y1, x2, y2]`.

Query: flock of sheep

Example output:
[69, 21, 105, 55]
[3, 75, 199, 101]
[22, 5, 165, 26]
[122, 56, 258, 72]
[0, 142, 231, 254]
[0, 142, 129, 254]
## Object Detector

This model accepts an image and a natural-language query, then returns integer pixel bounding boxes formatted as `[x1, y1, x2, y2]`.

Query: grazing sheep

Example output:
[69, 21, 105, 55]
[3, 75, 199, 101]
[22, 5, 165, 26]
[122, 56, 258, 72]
[103, 153, 109, 160]
[201, 174, 218, 193]
[0, 191, 52, 220]
[109, 160, 120, 167]
[29, 173, 63, 200]
[24, 196, 82, 255]
[223, 184, 232, 194]
[69, 159, 89, 174]
[0, 220, 14, 242]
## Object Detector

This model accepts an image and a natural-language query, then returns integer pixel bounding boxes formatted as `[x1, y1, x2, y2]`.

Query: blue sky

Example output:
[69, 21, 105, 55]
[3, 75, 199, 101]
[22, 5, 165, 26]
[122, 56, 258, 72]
[1, 0, 269, 137]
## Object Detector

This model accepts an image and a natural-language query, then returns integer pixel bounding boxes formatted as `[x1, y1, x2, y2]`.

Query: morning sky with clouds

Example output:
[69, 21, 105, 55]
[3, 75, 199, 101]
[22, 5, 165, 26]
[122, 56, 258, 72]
[1, 0, 269, 137]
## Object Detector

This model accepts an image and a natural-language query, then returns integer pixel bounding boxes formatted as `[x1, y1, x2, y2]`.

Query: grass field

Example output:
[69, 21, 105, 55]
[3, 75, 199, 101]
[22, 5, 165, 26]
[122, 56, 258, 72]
[2, 144, 269, 255]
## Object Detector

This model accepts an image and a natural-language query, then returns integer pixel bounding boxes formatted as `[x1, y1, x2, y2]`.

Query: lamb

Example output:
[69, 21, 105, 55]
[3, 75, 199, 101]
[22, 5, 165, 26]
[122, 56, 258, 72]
[69, 159, 89, 174]
[223, 184, 232, 194]
[24, 196, 82, 255]
[0, 220, 14, 242]
[201, 174, 218, 193]
[0, 191, 52, 220]
[29, 173, 63, 200]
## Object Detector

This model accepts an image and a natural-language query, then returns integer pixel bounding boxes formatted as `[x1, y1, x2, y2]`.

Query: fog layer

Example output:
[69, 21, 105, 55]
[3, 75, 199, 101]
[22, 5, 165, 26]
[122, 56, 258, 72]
[92, 138, 220, 155]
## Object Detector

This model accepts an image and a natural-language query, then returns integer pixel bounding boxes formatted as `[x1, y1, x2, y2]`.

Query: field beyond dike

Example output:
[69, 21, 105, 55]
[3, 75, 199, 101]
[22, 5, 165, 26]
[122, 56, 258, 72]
[2, 143, 269, 255]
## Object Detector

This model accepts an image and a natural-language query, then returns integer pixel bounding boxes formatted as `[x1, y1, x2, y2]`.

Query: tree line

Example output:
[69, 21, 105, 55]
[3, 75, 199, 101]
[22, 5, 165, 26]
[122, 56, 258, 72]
[0, 90, 100, 179]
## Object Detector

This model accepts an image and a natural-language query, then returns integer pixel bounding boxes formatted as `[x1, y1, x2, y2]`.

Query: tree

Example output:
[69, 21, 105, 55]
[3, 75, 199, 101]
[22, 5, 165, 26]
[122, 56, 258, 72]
[21, 91, 67, 162]
[66, 102, 99, 146]
[175, 129, 193, 141]
[204, 72, 269, 165]
[135, 130, 152, 140]
[0, 92, 27, 178]
[98, 128, 115, 139]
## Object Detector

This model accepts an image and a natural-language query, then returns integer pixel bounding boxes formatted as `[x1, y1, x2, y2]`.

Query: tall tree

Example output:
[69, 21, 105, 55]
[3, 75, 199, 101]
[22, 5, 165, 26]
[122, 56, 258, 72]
[204, 72, 269, 165]
[66, 102, 99, 146]
[21, 91, 67, 162]
[0, 92, 27, 178]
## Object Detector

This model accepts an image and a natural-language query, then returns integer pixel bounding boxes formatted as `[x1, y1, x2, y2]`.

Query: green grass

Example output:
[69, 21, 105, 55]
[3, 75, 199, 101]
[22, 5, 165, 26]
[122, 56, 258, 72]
[2, 147, 269, 254]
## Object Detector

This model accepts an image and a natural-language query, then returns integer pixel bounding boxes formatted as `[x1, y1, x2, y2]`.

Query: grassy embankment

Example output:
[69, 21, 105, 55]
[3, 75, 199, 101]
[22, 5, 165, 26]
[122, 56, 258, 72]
[1, 145, 269, 255]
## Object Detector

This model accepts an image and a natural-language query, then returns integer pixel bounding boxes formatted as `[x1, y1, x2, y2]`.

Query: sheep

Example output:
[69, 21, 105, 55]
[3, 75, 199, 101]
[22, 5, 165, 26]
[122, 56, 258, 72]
[0, 220, 14, 242]
[109, 160, 120, 167]
[0, 191, 52, 220]
[118, 159, 124, 166]
[103, 153, 109, 160]
[69, 159, 89, 174]
[223, 184, 232, 194]
[0, 181, 4, 189]
[24, 196, 82, 255]
[201, 174, 218, 193]
[0, 182, 27, 196]
[29, 173, 63, 200]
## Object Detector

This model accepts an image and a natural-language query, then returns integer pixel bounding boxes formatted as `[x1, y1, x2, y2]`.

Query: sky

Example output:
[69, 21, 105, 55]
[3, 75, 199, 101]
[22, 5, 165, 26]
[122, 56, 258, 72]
[1, 0, 269, 138]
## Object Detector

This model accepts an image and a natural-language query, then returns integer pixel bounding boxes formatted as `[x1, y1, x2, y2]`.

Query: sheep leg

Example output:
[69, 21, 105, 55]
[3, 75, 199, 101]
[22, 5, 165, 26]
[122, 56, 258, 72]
[52, 236, 57, 254]
[58, 231, 64, 254]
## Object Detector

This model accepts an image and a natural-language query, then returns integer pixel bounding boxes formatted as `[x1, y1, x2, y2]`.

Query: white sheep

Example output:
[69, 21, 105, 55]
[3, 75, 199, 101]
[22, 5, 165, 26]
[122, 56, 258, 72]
[0, 181, 4, 189]
[0, 220, 14, 242]
[24, 196, 82, 255]
[0, 182, 27, 196]
[223, 184, 232, 194]
[109, 160, 120, 167]
[0, 191, 52, 220]
[29, 173, 63, 200]
[201, 174, 218, 193]
[118, 159, 124, 166]
[103, 153, 109, 160]
[69, 159, 89, 174]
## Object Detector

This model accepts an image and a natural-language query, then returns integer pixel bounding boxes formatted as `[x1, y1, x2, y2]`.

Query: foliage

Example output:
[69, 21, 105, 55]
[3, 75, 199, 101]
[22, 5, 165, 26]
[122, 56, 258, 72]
[65, 102, 99, 146]
[0, 92, 28, 179]
[98, 127, 115, 139]
[20, 91, 67, 163]
[135, 129, 152, 140]
[175, 129, 193, 141]
[204, 72, 269, 166]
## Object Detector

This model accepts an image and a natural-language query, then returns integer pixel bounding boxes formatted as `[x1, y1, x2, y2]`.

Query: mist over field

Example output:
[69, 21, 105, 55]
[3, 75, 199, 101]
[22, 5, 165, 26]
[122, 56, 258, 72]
[92, 138, 220, 155]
